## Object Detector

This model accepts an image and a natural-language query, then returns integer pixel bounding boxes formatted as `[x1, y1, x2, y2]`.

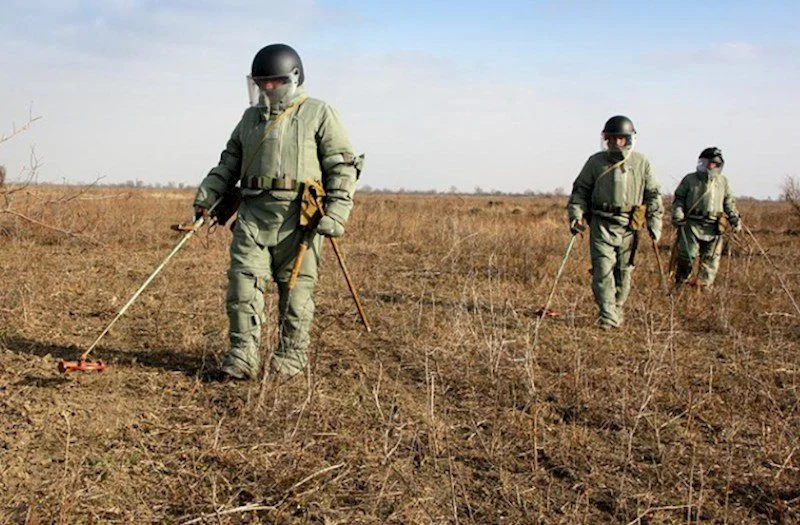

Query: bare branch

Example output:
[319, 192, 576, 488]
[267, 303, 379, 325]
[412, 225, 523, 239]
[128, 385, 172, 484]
[0, 114, 102, 246]
[1, 147, 42, 206]
[0, 209, 103, 246]
[43, 175, 106, 206]
[0, 113, 42, 145]
[180, 503, 278, 525]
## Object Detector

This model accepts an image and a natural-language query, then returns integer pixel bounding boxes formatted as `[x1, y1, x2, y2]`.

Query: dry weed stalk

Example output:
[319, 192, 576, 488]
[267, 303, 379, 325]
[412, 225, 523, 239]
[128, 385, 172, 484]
[782, 175, 800, 219]
[1, 114, 103, 245]
[180, 503, 278, 524]
[743, 222, 800, 316]
[0, 109, 41, 145]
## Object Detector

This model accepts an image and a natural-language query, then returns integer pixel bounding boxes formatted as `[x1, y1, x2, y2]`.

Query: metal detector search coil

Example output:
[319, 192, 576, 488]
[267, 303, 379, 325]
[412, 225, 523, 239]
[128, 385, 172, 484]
[58, 359, 107, 373]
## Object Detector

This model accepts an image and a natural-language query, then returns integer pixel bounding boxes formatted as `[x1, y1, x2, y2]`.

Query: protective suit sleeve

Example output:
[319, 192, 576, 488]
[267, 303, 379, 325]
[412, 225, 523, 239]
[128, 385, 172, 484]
[672, 177, 688, 223]
[194, 114, 245, 208]
[567, 157, 594, 223]
[317, 104, 358, 225]
[643, 159, 664, 239]
[723, 176, 740, 223]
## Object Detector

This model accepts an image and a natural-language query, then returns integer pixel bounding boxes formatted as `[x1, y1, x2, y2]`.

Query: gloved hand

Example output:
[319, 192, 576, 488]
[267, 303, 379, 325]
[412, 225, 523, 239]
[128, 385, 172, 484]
[731, 221, 742, 233]
[194, 206, 209, 222]
[648, 226, 661, 243]
[316, 215, 345, 238]
[569, 218, 586, 235]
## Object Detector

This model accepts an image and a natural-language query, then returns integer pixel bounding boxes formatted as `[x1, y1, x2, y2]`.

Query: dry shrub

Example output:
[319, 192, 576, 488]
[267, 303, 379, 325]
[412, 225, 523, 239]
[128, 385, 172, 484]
[782, 175, 800, 220]
[0, 189, 798, 523]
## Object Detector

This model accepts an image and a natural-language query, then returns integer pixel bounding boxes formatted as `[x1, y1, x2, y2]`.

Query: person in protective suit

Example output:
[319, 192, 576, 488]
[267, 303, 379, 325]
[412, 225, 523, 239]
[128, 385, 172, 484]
[671, 147, 740, 288]
[567, 116, 664, 329]
[194, 44, 361, 379]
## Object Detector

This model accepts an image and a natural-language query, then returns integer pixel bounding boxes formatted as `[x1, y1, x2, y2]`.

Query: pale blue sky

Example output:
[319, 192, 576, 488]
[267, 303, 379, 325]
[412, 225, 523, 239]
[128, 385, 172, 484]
[1, 1, 798, 197]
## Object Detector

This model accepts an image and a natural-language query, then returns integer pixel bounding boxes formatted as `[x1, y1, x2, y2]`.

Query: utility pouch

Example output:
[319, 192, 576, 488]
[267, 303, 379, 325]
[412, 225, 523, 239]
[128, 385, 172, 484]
[629, 205, 647, 231]
[299, 178, 325, 228]
[716, 214, 729, 235]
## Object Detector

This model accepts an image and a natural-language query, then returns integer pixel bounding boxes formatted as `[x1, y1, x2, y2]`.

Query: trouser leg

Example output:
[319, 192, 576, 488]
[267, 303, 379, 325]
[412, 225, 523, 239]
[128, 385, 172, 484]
[222, 221, 271, 379]
[675, 227, 698, 285]
[614, 231, 636, 321]
[590, 234, 621, 327]
[269, 229, 322, 376]
[697, 237, 722, 286]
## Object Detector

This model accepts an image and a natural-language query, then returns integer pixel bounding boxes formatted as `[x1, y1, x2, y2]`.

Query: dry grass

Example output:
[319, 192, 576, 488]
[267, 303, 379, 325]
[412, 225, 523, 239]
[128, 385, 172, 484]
[1, 187, 798, 523]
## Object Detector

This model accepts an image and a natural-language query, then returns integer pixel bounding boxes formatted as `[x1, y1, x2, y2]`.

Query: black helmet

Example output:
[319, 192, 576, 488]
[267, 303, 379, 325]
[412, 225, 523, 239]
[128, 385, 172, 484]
[602, 115, 636, 136]
[251, 43, 304, 85]
[699, 147, 724, 166]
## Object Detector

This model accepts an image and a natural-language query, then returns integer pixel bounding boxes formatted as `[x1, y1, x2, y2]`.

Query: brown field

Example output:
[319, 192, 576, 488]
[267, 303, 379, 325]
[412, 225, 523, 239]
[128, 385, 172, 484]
[1, 187, 798, 523]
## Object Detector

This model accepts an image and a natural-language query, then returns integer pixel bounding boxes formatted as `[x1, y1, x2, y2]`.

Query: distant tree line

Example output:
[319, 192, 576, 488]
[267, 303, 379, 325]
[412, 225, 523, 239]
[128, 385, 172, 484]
[357, 183, 569, 197]
[2, 170, 790, 201]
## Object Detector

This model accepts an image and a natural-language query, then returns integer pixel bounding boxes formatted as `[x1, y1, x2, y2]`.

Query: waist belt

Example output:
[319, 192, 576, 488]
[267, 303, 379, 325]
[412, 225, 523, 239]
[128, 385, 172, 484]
[688, 212, 722, 221]
[243, 176, 300, 191]
[592, 203, 634, 215]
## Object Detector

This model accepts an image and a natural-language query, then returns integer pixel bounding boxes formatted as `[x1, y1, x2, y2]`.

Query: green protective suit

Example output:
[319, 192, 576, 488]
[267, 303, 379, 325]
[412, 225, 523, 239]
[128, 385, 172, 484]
[194, 87, 359, 378]
[671, 171, 739, 286]
[567, 150, 663, 327]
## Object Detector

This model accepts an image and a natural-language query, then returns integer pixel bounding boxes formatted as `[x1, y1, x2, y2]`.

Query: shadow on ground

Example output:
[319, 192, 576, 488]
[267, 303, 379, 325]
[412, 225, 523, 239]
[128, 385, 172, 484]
[1, 335, 211, 377]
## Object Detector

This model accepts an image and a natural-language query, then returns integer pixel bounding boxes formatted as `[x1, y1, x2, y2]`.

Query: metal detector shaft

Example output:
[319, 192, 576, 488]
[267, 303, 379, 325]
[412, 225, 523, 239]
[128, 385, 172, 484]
[540, 234, 577, 319]
[80, 197, 222, 361]
[530, 233, 578, 353]
[327, 236, 371, 333]
[306, 184, 371, 332]
[651, 235, 669, 294]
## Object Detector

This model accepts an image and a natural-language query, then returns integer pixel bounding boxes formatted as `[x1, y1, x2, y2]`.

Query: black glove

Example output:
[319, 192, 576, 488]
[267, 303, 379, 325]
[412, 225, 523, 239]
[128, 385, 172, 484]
[569, 219, 586, 235]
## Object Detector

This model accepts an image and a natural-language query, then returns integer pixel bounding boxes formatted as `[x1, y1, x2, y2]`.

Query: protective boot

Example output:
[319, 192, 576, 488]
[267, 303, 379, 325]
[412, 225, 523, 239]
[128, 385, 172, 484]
[674, 258, 693, 287]
[220, 351, 261, 380]
[597, 300, 621, 328]
[598, 317, 618, 330]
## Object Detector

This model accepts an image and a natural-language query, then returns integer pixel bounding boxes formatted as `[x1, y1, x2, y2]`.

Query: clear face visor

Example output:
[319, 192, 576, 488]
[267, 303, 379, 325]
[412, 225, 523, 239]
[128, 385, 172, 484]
[600, 133, 636, 152]
[247, 76, 269, 108]
[697, 158, 723, 175]
[247, 69, 300, 108]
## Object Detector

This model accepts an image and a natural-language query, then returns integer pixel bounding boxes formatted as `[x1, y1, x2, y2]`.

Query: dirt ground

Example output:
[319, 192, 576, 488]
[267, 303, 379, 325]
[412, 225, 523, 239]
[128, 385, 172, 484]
[1, 188, 798, 523]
